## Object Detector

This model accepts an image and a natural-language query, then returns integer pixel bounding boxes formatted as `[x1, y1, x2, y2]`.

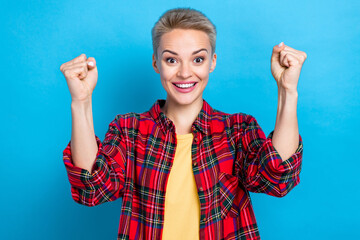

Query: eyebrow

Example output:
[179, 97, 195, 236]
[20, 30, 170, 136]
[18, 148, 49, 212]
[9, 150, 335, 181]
[162, 48, 208, 56]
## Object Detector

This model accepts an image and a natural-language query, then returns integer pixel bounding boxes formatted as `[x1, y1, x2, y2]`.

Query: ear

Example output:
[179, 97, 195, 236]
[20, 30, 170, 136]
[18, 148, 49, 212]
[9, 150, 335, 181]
[152, 54, 160, 73]
[209, 53, 217, 73]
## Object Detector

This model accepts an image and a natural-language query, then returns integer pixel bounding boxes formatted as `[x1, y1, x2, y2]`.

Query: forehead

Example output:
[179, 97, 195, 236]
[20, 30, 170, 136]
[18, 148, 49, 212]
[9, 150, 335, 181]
[159, 29, 211, 51]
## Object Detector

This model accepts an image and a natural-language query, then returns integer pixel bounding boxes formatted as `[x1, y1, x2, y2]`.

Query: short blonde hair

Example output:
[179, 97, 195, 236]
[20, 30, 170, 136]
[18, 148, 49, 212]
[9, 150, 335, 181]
[151, 7, 217, 59]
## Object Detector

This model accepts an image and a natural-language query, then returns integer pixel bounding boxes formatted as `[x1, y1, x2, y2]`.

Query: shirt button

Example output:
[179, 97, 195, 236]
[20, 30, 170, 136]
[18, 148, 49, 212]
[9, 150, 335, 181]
[194, 137, 198, 143]
[193, 162, 197, 167]
[202, 217, 206, 222]
[199, 187, 203, 191]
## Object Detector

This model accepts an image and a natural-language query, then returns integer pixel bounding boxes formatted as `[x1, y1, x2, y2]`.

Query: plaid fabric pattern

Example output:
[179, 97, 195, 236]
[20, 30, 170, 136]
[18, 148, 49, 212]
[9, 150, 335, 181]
[63, 99, 303, 240]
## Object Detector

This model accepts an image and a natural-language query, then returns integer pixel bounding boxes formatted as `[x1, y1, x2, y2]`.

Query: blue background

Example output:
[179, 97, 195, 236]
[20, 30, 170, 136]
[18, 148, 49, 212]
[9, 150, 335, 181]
[1, 0, 359, 239]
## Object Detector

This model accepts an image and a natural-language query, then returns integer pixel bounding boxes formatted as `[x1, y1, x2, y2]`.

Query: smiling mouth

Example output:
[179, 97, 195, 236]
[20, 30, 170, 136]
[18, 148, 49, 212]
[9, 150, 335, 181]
[173, 83, 197, 89]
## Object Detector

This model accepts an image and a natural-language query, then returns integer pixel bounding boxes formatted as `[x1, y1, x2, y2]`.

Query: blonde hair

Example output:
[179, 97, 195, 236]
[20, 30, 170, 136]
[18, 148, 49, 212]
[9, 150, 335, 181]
[151, 7, 217, 59]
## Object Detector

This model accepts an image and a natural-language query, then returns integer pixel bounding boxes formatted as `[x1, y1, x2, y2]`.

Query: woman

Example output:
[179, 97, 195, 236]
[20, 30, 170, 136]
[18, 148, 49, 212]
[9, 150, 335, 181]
[60, 8, 306, 240]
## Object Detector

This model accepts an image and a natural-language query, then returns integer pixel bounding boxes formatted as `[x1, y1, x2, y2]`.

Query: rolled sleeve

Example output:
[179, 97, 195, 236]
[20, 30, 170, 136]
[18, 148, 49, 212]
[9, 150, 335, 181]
[62, 117, 126, 206]
[63, 136, 108, 191]
[241, 115, 303, 197]
[260, 131, 303, 185]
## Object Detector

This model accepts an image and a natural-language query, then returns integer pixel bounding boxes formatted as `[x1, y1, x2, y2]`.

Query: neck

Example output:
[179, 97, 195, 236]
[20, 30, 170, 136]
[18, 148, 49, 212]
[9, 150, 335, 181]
[161, 97, 203, 135]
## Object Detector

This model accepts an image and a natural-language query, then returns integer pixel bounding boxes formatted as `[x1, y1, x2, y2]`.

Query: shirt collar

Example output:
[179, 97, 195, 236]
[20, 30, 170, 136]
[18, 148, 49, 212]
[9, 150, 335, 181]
[149, 99, 213, 135]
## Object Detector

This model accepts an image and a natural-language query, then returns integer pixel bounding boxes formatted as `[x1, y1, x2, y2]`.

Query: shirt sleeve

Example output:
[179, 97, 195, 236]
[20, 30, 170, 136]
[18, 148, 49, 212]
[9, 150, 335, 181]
[62, 116, 126, 206]
[239, 115, 303, 197]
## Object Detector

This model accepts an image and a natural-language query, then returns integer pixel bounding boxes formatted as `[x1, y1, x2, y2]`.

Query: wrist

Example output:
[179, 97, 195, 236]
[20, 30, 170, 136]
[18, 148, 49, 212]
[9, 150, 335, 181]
[277, 87, 298, 116]
[278, 86, 298, 100]
[71, 98, 93, 115]
[71, 97, 92, 107]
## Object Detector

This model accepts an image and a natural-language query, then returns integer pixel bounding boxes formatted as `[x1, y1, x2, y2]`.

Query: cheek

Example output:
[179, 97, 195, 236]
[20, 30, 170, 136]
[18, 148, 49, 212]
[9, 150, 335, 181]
[160, 65, 177, 81]
[196, 65, 211, 79]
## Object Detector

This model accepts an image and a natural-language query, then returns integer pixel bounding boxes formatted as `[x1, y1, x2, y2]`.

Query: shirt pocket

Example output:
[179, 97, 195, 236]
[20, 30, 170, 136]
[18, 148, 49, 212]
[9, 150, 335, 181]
[218, 172, 250, 219]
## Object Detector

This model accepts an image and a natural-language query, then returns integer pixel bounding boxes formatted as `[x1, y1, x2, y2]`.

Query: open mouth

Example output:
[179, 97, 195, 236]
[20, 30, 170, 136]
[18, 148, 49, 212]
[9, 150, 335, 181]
[172, 82, 197, 89]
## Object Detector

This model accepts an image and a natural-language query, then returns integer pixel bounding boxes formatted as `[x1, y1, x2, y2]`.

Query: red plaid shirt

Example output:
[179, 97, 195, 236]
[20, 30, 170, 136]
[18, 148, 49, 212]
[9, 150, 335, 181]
[63, 99, 303, 240]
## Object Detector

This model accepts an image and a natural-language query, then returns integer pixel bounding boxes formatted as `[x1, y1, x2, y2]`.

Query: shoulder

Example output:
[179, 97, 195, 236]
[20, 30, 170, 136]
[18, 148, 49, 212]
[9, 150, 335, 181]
[210, 108, 257, 132]
[110, 110, 156, 134]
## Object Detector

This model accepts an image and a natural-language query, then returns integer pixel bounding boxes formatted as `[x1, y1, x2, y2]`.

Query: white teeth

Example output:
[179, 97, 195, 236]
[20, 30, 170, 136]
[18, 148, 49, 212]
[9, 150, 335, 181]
[174, 83, 196, 89]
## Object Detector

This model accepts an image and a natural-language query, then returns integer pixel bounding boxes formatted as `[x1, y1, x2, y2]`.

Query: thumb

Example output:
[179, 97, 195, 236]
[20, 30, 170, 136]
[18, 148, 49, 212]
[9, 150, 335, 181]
[271, 42, 285, 62]
[86, 57, 96, 69]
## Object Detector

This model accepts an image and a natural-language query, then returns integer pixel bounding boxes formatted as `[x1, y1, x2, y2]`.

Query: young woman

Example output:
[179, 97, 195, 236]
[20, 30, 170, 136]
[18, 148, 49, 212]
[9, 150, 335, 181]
[60, 8, 306, 240]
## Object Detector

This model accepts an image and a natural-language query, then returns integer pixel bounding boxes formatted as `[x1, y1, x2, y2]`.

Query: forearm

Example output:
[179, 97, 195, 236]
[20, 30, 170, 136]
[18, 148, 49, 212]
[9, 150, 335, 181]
[272, 88, 299, 160]
[70, 99, 98, 173]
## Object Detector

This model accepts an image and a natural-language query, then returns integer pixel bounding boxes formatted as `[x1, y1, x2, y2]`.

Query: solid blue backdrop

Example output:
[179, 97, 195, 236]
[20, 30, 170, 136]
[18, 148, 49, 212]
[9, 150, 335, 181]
[1, 0, 359, 239]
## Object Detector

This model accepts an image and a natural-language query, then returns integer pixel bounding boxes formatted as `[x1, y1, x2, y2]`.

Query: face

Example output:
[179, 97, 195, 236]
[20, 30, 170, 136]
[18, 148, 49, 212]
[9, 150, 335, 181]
[152, 28, 217, 107]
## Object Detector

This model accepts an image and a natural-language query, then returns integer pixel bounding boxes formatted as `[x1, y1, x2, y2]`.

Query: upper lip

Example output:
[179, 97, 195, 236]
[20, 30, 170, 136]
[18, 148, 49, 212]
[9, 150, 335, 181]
[172, 81, 197, 85]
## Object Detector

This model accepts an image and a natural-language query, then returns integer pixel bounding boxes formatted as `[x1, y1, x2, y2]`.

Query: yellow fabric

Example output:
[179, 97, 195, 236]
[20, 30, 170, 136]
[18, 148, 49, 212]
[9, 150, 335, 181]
[162, 133, 200, 240]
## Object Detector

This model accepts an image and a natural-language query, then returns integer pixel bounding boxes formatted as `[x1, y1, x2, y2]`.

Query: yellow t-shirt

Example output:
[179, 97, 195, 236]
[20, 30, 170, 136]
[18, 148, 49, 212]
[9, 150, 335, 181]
[162, 133, 201, 240]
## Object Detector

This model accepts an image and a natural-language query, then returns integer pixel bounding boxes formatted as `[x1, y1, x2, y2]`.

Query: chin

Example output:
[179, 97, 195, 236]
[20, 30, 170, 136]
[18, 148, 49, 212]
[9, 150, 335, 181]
[169, 93, 203, 106]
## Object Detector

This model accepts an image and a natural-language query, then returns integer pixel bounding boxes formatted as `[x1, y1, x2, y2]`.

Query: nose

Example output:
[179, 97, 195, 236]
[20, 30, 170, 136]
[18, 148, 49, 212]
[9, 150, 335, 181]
[177, 62, 192, 79]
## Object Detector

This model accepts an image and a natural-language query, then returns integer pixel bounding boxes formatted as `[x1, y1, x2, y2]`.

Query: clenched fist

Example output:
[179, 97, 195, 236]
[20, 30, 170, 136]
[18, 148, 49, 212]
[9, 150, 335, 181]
[271, 42, 307, 92]
[60, 53, 98, 102]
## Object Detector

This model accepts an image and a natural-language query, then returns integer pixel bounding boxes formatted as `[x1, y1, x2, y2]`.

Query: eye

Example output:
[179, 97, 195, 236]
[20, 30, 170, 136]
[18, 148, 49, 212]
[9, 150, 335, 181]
[194, 57, 204, 64]
[166, 57, 177, 64]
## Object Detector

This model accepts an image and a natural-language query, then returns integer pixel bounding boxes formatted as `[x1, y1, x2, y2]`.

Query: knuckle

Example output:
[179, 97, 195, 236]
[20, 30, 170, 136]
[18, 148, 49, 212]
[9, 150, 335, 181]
[299, 51, 305, 56]
[63, 69, 71, 76]
[60, 63, 68, 72]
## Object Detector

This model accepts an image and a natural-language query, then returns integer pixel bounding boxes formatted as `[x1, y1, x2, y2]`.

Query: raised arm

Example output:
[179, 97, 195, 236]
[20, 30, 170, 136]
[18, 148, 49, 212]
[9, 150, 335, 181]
[60, 54, 98, 173]
[270, 42, 307, 160]
[238, 43, 306, 197]
[60, 54, 126, 206]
